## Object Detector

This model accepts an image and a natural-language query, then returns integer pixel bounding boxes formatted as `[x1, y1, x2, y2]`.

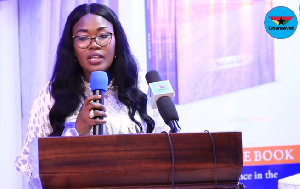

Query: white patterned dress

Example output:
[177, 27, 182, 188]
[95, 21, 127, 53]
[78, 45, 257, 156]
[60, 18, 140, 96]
[14, 80, 170, 180]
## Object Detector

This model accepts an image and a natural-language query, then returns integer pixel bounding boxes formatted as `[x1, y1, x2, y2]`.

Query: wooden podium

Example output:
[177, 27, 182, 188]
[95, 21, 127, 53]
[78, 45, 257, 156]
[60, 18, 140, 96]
[37, 132, 243, 188]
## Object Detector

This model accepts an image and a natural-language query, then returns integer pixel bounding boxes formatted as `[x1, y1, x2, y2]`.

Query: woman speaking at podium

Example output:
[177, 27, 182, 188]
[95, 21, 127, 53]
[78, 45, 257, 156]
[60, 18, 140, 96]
[14, 3, 170, 185]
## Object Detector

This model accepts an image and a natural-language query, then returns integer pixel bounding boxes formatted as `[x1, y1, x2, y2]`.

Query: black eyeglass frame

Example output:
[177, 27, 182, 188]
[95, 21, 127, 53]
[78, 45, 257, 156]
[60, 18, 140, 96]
[72, 32, 113, 49]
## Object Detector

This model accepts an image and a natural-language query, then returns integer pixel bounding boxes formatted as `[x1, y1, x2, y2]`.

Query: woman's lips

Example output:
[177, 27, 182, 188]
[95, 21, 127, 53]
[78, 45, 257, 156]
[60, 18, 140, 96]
[87, 54, 104, 65]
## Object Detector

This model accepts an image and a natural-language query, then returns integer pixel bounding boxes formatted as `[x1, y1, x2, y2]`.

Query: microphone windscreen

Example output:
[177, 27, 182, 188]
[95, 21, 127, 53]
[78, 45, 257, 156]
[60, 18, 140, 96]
[90, 71, 108, 92]
[145, 70, 162, 84]
[156, 96, 179, 124]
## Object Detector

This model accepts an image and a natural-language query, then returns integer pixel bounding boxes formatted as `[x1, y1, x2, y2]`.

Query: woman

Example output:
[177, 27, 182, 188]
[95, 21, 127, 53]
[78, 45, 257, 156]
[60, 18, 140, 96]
[15, 3, 169, 181]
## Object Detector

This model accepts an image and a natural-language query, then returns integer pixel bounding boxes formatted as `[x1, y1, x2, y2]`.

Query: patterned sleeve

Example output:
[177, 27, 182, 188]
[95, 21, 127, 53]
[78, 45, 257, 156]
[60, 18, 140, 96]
[14, 82, 53, 179]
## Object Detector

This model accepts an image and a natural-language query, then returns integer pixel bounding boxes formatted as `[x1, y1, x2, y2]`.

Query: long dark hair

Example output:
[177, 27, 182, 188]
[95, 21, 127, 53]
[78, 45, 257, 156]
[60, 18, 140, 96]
[49, 3, 154, 136]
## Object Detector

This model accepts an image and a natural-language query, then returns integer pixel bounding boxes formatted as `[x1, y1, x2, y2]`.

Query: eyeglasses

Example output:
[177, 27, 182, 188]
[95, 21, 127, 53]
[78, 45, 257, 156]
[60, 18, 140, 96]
[72, 32, 113, 49]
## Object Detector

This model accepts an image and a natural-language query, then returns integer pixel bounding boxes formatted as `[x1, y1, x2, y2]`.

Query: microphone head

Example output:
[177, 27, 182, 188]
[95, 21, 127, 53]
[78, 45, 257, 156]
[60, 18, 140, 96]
[145, 70, 162, 84]
[156, 96, 179, 124]
[90, 71, 108, 92]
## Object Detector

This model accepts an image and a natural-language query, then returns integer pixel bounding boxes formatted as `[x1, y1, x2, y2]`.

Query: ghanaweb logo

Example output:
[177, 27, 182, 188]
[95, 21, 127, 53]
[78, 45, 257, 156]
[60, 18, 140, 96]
[264, 6, 298, 39]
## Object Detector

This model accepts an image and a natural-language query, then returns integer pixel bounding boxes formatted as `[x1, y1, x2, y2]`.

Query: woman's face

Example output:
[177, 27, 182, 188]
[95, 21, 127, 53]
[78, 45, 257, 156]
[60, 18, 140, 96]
[73, 14, 116, 82]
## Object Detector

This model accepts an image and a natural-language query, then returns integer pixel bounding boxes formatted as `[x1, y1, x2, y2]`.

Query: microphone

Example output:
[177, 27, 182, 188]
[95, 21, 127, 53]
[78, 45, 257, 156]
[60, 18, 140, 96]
[145, 71, 175, 109]
[145, 70, 181, 133]
[90, 71, 108, 135]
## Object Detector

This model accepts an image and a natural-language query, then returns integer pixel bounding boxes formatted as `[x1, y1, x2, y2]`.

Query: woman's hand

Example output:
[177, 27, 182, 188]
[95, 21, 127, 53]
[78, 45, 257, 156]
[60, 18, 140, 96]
[75, 95, 107, 135]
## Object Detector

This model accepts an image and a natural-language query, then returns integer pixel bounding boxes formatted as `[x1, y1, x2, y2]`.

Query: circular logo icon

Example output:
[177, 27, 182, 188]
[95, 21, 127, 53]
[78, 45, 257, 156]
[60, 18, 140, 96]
[264, 6, 298, 39]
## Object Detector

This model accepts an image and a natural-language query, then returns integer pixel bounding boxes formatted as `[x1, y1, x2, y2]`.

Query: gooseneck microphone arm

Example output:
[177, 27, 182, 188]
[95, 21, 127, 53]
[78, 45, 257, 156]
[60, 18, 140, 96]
[168, 120, 181, 133]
